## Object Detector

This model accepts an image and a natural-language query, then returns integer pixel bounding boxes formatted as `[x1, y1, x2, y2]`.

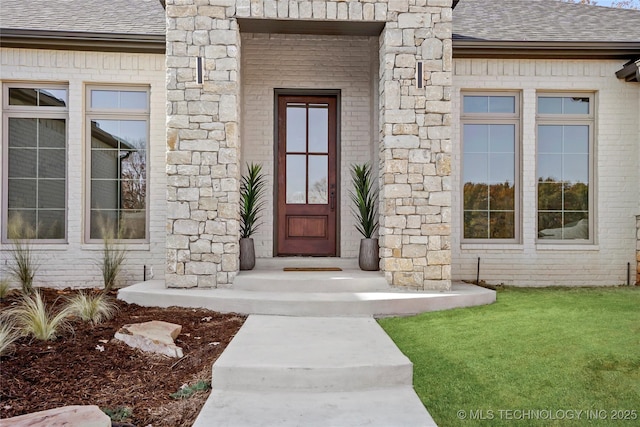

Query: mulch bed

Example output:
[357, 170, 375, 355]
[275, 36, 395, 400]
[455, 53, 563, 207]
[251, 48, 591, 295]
[0, 288, 245, 426]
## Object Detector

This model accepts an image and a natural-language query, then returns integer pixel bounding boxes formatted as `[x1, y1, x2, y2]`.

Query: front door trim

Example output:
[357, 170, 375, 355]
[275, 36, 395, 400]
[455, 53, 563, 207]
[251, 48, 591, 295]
[273, 89, 341, 256]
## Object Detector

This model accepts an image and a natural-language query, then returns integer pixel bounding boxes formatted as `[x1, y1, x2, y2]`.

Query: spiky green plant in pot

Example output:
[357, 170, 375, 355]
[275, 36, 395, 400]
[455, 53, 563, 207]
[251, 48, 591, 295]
[239, 163, 266, 270]
[350, 163, 379, 270]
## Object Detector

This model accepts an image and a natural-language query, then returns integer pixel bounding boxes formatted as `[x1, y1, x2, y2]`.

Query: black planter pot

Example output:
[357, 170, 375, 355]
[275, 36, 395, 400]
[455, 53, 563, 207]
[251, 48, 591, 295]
[239, 237, 256, 270]
[359, 238, 379, 271]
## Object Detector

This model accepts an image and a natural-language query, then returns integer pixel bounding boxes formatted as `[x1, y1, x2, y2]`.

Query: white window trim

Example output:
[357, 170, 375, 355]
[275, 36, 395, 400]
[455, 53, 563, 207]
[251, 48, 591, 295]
[460, 91, 521, 244]
[2, 83, 69, 243]
[85, 85, 150, 244]
[535, 92, 595, 245]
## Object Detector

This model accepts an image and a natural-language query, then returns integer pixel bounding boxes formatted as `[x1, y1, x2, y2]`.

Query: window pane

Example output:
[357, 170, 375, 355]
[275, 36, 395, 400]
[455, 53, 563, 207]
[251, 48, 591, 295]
[9, 118, 37, 147]
[92, 150, 119, 179]
[563, 126, 589, 153]
[539, 96, 589, 114]
[489, 212, 515, 238]
[464, 96, 515, 113]
[8, 148, 37, 178]
[121, 179, 146, 210]
[464, 211, 488, 238]
[489, 153, 514, 184]
[308, 156, 328, 204]
[37, 210, 65, 239]
[9, 88, 38, 106]
[488, 125, 515, 152]
[308, 106, 329, 153]
[38, 179, 65, 209]
[39, 119, 66, 148]
[7, 211, 37, 239]
[8, 179, 36, 208]
[286, 155, 306, 204]
[538, 182, 563, 211]
[38, 89, 67, 107]
[538, 212, 589, 240]
[564, 182, 588, 211]
[91, 90, 146, 110]
[538, 125, 562, 153]
[488, 96, 515, 113]
[91, 180, 119, 210]
[286, 105, 306, 152]
[121, 210, 146, 239]
[464, 124, 488, 152]
[563, 154, 588, 183]
[538, 153, 562, 181]
[463, 183, 488, 210]
[39, 149, 65, 178]
[463, 96, 488, 113]
[489, 183, 515, 210]
[463, 153, 488, 184]
[90, 210, 118, 239]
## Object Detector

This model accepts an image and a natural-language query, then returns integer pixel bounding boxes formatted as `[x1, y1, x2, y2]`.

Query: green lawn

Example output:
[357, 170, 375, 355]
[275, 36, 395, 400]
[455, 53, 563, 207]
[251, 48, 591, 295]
[379, 287, 640, 426]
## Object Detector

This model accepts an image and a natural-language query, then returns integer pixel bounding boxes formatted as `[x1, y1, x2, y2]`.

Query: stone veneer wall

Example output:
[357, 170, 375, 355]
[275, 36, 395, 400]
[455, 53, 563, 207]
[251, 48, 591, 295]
[165, 0, 452, 290]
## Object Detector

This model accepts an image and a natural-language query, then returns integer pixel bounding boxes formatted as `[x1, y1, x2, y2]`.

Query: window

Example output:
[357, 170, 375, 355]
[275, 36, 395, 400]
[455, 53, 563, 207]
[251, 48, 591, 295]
[86, 87, 149, 241]
[2, 84, 67, 241]
[537, 94, 593, 242]
[461, 93, 520, 241]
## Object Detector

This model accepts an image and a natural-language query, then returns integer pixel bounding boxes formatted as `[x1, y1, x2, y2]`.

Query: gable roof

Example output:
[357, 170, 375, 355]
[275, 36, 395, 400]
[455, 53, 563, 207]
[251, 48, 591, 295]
[453, 0, 640, 58]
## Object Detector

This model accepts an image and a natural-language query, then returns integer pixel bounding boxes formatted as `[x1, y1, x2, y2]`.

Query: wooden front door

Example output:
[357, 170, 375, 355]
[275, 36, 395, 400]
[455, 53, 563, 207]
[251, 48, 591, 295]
[277, 95, 337, 256]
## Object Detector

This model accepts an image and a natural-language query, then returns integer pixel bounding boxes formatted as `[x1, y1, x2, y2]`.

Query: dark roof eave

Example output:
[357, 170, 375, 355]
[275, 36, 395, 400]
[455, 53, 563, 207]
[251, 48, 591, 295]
[453, 40, 640, 60]
[0, 29, 165, 54]
[615, 59, 640, 82]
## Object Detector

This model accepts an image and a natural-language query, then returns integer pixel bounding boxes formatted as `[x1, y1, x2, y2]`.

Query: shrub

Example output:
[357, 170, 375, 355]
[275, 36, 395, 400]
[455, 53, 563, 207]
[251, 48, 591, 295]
[66, 291, 118, 325]
[6, 216, 39, 295]
[170, 380, 211, 399]
[350, 163, 379, 238]
[0, 319, 20, 357]
[96, 224, 127, 292]
[6, 291, 72, 341]
[240, 162, 266, 238]
[0, 278, 12, 300]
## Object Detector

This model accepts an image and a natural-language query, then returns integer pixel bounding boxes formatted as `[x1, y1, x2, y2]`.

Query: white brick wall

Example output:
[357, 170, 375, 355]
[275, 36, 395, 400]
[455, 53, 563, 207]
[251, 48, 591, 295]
[0, 48, 167, 289]
[240, 34, 379, 258]
[452, 58, 640, 286]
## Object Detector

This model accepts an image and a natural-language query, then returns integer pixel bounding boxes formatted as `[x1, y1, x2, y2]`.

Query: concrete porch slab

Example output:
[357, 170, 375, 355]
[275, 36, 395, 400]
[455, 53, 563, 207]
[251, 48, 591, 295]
[212, 316, 412, 391]
[118, 280, 495, 317]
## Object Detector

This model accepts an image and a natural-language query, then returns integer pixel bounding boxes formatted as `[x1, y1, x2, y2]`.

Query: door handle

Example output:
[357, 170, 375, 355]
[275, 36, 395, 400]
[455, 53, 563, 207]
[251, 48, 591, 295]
[330, 184, 336, 211]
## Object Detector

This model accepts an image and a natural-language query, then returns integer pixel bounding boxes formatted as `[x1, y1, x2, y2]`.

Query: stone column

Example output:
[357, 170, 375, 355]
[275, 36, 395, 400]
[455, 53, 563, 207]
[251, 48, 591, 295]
[165, 0, 241, 288]
[636, 215, 640, 285]
[378, 0, 452, 291]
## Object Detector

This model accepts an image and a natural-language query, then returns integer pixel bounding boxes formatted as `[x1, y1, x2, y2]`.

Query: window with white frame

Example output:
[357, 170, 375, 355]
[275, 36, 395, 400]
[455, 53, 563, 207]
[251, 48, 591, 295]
[2, 84, 68, 241]
[86, 87, 149, 241]
[536, 94, 593, 242]
[461, 93, 520, 241]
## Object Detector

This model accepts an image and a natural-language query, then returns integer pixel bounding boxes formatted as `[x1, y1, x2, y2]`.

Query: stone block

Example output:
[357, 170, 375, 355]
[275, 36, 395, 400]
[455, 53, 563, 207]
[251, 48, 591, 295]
[0, 406, 110, 427]
[115, 320, 183, 358]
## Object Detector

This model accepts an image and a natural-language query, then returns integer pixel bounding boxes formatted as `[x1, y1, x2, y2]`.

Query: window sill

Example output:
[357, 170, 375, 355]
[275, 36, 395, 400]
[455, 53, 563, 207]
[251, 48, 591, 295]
[461, 244, 523, 250]
[536, 244, 599, 251]
[1, 243, 70, 251]
[81, 243, 151, 251]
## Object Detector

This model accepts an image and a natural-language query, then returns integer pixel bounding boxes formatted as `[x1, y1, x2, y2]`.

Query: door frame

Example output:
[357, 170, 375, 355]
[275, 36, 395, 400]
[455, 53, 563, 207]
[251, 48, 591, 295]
[273, 88, 341, 256]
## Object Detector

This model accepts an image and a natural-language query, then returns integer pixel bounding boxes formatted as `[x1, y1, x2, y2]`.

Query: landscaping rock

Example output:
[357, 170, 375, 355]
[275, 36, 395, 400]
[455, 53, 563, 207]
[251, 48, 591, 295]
[115, 320, 183, 358]
[0, 405, 110, 427]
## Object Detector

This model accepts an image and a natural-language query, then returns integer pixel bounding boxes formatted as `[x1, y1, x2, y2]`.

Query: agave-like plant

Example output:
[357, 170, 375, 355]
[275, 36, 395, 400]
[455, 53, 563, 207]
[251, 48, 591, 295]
[240, 162, 266, 238]
[350, 163, 379, 239]
[6, 290, 72, 341]
[66, 291, 119, 325]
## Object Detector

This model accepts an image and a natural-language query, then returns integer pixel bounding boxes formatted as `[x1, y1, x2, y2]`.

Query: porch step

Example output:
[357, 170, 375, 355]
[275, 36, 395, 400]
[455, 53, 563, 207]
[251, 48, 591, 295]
[211, 316, 412, 392]
[254, 257, 359, 270]
[233, 269, 390, 292]
[193, 388, 437, 427]
[118, 280, 496, 317]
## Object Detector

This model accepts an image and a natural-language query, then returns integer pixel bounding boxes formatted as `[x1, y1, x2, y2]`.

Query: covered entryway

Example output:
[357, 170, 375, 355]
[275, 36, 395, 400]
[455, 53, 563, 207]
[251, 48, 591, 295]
[276, 94, 338, 256]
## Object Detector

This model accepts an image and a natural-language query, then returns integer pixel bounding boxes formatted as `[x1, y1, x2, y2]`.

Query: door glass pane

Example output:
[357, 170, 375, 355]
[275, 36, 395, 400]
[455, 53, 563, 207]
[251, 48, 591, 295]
[286, 155, 306, 204]
[308, 156, 328, 204]
[308, 105, 328, 153]
[286, 105, 306, 152]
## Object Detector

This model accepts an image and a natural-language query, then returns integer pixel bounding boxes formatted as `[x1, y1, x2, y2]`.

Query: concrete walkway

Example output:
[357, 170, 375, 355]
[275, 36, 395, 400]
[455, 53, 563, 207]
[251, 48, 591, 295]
[193, 316, 437, 426]
[118, 259, 495, 426]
